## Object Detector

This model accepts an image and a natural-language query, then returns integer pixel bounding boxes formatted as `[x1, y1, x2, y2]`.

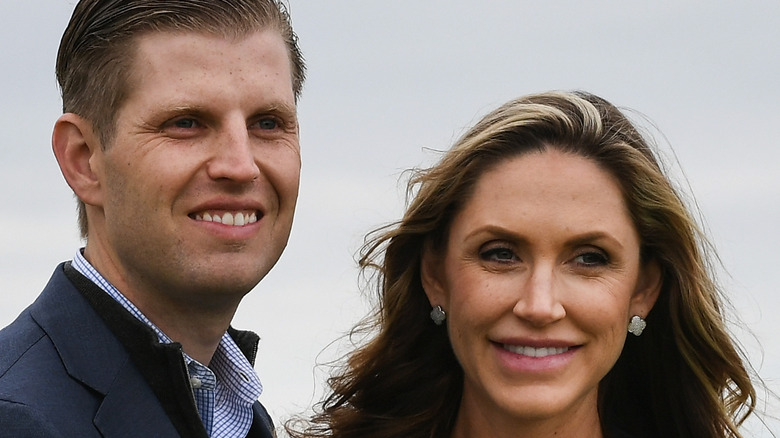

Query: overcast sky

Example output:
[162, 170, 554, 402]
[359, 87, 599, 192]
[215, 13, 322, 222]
[1, 1, 778, 435]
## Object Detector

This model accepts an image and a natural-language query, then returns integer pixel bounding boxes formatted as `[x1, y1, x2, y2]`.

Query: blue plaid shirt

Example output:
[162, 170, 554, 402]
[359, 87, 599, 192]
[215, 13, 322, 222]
[73, 250, 264, 438]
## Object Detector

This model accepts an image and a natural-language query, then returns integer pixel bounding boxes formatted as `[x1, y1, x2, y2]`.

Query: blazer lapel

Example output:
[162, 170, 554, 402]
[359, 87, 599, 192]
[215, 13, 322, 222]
[94, 358, 179, 437]
[30, 264, 180, 437]
[30, 265, 126, 394]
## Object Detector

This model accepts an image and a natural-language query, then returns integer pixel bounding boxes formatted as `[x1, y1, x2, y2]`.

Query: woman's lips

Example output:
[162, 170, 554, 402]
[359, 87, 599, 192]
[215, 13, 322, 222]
[501, 344, 570, 358]
[492, 340, 581, 373]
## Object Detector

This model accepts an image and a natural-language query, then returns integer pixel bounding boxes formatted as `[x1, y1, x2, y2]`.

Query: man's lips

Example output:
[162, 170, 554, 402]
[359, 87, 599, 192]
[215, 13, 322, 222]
[189, 210, 260, 226]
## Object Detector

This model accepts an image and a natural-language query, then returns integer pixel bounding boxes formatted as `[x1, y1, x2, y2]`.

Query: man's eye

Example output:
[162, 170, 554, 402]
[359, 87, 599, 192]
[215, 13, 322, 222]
[173, 118, 198, 129]
[256, 118, 278, 130]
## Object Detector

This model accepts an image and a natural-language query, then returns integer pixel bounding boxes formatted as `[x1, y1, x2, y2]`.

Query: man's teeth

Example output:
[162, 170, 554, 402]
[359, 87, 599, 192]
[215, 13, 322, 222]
[503, 345, 569, 357]
[194, 211, 257, 226]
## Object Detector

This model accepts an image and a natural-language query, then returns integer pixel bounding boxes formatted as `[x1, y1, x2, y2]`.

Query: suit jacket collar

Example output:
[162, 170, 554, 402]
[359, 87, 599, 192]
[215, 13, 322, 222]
[30, 263, 129, 393]
[30, 263, 182, 436]
[30, 263, 269, 438]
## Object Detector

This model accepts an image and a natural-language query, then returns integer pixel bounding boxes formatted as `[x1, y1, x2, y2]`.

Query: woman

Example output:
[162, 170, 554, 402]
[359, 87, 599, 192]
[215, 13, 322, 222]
[288, 91, 758, 437]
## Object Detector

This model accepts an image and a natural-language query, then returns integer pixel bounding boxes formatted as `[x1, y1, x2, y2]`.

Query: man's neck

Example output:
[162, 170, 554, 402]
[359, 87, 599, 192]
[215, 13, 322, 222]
[78, 246, 240, 365]
[140, 301, 237, 365]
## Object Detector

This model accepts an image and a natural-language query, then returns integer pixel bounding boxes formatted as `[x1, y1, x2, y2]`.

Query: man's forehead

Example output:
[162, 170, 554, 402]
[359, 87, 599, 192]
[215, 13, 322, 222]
[132, 27, 285, 53]
[126, 28, 292, 85]
[117, 29, 295, 115]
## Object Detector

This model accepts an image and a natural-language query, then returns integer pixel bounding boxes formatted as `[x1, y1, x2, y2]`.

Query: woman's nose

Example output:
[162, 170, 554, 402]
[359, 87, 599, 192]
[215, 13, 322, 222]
[512, 265, 566, 326]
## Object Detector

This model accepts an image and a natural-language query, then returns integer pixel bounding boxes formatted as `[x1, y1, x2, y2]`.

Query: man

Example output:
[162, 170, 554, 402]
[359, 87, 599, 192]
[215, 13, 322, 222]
[0, 1, 305, 437]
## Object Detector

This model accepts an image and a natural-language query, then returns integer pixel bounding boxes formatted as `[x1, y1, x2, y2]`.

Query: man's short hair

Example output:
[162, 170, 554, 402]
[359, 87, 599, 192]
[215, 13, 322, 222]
[56, 0, 306, 239]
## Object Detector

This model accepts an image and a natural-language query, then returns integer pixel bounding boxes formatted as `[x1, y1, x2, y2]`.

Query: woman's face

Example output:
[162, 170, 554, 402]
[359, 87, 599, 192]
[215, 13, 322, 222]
[422, 149, 659, 431]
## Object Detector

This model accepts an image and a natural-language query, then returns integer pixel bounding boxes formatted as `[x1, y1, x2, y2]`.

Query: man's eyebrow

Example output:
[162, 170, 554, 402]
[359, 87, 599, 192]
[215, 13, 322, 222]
[150, 101, 298, 120]
[259, 102, 298, 119]
[154, 104, 209, 116]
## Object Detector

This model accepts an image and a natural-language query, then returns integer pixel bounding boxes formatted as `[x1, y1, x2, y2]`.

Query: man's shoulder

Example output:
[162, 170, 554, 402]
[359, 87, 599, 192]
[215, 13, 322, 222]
[0, 398, 65, 438]
[0, 308, 48, 378]
[0, 265, 92, 436]
[0, 262, 131, 381]
[0, 263, 170, 437]
[0, 265, 64, 382]
[0, 264, 82, 390]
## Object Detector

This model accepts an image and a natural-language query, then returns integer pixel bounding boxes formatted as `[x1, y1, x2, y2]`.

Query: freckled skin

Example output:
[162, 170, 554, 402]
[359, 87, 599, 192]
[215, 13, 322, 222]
[423, 150, 659, 438]
[80, 31, 300, 352]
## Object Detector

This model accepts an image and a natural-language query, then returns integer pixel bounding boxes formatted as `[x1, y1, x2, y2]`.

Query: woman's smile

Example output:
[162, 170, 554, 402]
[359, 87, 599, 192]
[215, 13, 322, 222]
[422, 148, 660, 428]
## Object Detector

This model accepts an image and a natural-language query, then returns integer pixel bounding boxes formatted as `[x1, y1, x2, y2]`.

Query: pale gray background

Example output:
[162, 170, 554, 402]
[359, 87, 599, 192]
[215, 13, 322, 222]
[1, 1, 777, 435]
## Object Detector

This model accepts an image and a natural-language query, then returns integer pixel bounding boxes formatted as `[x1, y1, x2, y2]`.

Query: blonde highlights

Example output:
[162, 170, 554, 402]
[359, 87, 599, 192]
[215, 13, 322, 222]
[289, 91, 757, 438]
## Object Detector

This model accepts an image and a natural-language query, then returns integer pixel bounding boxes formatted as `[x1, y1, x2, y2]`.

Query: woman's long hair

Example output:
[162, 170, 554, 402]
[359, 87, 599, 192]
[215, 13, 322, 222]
[287, 91, 756, 438]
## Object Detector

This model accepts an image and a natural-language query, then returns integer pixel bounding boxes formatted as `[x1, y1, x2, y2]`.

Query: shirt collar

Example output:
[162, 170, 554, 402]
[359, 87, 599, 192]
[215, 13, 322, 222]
[71, 248, 263, 399]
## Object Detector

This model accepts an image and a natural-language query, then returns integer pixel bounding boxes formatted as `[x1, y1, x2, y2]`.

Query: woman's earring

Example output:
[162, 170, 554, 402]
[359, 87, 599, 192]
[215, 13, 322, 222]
[430, 305, 446, 325]
[627, 315, 647, 336]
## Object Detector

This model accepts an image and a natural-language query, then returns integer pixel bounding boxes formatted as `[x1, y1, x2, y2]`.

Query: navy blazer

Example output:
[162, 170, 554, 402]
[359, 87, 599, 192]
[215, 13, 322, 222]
[0, 263, 275, 437]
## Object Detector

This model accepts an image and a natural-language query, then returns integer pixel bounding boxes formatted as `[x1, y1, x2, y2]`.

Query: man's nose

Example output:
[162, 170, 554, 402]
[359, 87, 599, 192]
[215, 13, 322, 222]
[206, 122, 262, 183]
[512, 265, 566, 327]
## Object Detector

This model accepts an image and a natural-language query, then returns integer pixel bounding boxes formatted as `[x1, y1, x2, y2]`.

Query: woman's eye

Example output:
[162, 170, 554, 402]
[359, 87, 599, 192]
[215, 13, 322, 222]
[574, 251, 608, 267]
[480, 247, 517, 263]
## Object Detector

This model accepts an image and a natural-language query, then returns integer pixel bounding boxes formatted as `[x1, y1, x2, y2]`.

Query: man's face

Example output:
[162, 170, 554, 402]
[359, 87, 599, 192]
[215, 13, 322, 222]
[85, 30, 300, 310]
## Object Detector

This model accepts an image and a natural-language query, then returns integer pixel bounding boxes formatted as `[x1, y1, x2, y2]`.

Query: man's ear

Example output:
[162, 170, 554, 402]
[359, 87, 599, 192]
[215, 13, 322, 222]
[630, 259, 662, 317]
[51, 113, 104, 207]
[420, 243, 447, 307]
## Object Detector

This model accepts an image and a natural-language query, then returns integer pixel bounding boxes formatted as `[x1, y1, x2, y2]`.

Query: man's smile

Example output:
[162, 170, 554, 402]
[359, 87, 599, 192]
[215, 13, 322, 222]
[191, 210, 259, 226]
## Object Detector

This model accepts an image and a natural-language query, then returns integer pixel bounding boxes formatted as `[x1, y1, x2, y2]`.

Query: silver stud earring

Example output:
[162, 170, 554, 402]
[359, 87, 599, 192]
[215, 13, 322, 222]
[627, 315, 647, 336]
[430, 305, 446, 325]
